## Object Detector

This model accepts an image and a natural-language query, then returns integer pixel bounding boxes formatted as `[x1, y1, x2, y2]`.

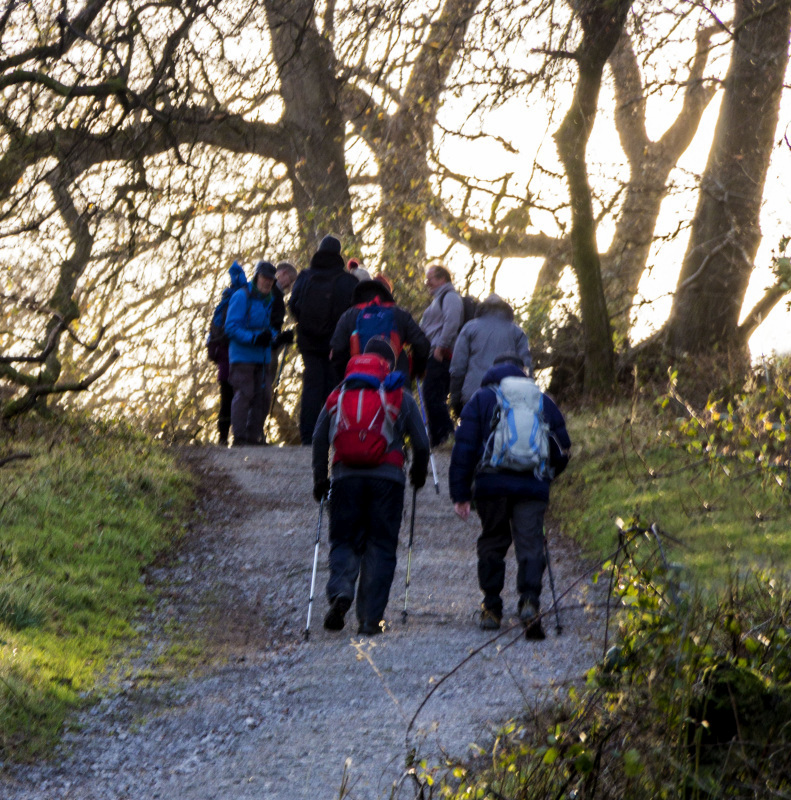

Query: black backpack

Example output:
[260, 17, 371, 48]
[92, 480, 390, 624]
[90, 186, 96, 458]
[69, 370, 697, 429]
[440, 290, 480, 327]
[298, 271, 345, 340]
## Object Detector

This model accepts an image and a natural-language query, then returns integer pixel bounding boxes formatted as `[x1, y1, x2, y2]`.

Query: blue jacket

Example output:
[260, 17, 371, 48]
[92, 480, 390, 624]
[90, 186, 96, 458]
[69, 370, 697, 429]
[225, 283, 278, 366]
[448, 363, 571, 503]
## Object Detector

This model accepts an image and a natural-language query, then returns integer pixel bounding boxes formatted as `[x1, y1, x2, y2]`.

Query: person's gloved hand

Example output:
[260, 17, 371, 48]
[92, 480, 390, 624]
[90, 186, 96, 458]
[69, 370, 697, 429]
[409, 465, 427, 490]
[253, 330, 272, 348]
[313, 478, 330, 503]
[273, 329, 295, 348]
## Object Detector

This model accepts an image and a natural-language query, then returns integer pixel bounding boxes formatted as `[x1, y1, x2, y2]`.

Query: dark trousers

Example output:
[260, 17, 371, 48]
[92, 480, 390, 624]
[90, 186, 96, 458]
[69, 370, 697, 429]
[422, 357, 454, 447]
[475, 496, 547, 613]
[299, 351, 340, 445]
[218, 380, 233, 444]
[229, 362, 265, 443]
[326, 477, 405, 627]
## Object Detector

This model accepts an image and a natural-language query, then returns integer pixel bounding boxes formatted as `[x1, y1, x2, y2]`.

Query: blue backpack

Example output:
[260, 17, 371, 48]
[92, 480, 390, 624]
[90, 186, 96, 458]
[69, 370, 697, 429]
[207, 286, 250, 362]
[349, 299, 402, 359]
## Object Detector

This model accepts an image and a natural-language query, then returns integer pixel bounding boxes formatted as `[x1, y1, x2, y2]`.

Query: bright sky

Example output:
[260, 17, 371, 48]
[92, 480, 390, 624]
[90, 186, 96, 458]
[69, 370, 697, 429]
[427, 27, 791, 359]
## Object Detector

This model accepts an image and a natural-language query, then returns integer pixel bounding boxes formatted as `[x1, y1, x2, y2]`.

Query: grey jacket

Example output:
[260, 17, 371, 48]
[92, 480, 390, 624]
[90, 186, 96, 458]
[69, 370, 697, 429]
[449, 298, 532, 408]
[420, 282, 464, 352]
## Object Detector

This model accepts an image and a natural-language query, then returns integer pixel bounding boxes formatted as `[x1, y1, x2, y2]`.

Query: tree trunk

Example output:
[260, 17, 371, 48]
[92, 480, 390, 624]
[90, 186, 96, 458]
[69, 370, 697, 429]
[554, 0, 631, 397]
[666, 0, 791, 357]
[264, 0, 354, 250]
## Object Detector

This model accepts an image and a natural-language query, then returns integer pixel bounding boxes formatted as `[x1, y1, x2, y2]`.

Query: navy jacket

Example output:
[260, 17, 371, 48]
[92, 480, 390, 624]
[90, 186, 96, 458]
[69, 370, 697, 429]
[448, 363, 571, 504]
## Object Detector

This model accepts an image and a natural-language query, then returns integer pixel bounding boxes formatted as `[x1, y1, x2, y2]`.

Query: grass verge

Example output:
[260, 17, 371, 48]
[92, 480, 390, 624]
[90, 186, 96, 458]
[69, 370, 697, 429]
[552, 369, 790, 586]
[0, 413, 195, 761]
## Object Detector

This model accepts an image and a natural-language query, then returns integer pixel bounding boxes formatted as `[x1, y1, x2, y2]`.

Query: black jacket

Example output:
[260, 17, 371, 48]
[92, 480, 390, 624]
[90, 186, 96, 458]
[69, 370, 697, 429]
[330, 280, 430, 378]
[288, 251, 358, 355]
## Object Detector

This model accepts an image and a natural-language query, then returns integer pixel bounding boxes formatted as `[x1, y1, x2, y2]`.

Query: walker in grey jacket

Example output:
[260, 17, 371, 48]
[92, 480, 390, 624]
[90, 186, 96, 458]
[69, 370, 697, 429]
[449, 294, 532, 412]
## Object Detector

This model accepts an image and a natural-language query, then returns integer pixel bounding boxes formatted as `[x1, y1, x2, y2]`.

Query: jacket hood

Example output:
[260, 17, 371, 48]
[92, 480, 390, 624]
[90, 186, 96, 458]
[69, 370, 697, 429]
[309, 250, 346, 271]
[351, 279, 395, 305]
[229, 261, 248, 290]
[480, 362, 526, 388]
[479, 294, 514, 321]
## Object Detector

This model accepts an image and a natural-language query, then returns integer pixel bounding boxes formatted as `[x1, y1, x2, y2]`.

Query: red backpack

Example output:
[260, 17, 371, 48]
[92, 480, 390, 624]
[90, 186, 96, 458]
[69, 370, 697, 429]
[326, 354, 404, 468]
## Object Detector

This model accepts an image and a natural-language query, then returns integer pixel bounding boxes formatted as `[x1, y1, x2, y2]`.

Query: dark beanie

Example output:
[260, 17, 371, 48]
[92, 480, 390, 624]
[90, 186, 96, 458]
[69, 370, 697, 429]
[364, 336, 396, 371]
[318, 235, 341, 255]
[254, 260, 276, 280]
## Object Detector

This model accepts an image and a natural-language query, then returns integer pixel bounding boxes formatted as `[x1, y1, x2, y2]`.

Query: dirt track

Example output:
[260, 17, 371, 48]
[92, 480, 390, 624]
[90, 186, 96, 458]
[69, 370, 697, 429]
[1, 445, 605, 800]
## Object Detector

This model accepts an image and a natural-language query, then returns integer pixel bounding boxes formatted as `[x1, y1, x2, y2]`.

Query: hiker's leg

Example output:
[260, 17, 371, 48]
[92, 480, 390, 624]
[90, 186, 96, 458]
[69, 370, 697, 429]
[475, 496, 511, 614]
[511, 499, 548, 607]
[356, 479, 404, 626]
[245, 364, 266, 443]
[422, 357, 454, 447]
[299, 352, 327, 445]
[229, 363, 254, 443]
[218, 379, 233, 445]
[326, 477, 366, 604]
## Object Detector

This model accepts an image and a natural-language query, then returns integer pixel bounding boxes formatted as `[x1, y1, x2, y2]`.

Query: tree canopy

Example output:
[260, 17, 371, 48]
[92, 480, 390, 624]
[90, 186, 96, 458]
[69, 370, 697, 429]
[1, 0, 789, 434]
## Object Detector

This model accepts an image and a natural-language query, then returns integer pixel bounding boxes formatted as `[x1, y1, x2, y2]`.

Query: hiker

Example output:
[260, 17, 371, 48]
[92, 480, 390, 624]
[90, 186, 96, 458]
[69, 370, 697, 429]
[347, 257, 372, 282]
[207, 260, 248, 446]
[448, 353, 571, 639]
[449, 294, 532, 418]
[261, 261, 298, 438]
[289, 235, 358, 445]
[225, 260, 279, 446]
[311, 337, 430, 635]
[420, 262, 464, 447]
[329, 278, 430, 383]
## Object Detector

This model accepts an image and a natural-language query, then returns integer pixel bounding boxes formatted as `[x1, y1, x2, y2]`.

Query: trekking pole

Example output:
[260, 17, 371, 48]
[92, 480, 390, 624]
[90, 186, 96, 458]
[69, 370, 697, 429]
[304, 494, 325, 641]
[416, 381, 439, 494]
[543, 536, 563, 635]
[265, 343, 290, 440]
[401, 486, 418, 624]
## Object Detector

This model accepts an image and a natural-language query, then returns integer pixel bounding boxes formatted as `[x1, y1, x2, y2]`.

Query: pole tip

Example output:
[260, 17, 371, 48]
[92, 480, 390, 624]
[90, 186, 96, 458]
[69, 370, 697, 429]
[401, 611, 408, 624]
[303, 630, 310, 641]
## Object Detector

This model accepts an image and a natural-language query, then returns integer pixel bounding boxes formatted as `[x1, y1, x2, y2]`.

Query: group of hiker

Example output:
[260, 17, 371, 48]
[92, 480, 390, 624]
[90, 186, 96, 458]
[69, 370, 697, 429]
[207, 234, 571, 640]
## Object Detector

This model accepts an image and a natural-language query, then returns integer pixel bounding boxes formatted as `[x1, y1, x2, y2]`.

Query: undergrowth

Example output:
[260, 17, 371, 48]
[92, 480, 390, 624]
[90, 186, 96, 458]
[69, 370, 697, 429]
[0, 413, 195, 761]
[553, 357, 790, 585]
[417, 529, 791, 799]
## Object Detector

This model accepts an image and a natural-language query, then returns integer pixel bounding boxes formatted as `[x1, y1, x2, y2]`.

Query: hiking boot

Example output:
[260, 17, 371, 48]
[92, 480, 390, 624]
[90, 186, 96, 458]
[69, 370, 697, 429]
[518, 598, 546, 641]
[231, 436, 249, 447]
[323, 596, 352, 631]
[357, 620, 383, 636]
[479, 605, 502, 631]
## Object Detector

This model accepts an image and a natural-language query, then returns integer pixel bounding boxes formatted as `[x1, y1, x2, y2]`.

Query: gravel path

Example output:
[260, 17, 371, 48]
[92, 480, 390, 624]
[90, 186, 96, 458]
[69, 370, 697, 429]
[1, 445, 605, 800]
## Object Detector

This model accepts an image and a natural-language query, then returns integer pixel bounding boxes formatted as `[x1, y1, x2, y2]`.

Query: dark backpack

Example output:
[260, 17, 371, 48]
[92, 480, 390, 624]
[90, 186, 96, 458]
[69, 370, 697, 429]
[349, 299, 403, 359]
[297, 271, 344, 340]
[439, 290, 480, 327]
[206, 286, 250, 362]
[326, 354, 405, 468]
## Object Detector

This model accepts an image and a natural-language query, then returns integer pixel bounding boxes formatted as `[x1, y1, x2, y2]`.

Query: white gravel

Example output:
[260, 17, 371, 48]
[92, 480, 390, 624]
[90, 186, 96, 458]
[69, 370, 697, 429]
[1, 445, 606, 800]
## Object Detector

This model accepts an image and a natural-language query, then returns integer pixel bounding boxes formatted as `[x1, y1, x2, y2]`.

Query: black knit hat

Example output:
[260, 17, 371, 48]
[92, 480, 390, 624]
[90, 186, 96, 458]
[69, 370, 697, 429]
[364, 336, 396, 371]
[318, 235, 341, 255]
[254, 260, 276, 280]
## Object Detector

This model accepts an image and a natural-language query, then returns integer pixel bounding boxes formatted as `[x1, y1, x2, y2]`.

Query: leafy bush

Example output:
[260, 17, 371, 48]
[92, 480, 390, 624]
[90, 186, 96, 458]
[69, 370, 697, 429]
[423, 528, 791, 799]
